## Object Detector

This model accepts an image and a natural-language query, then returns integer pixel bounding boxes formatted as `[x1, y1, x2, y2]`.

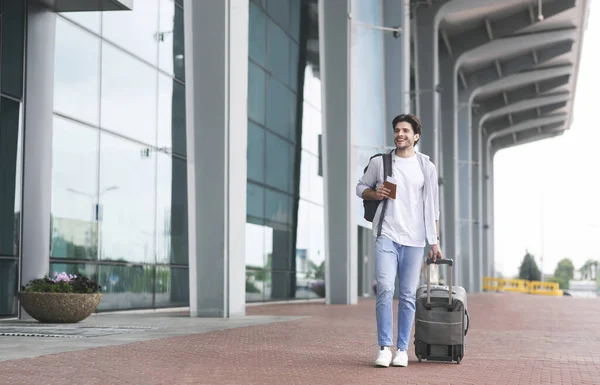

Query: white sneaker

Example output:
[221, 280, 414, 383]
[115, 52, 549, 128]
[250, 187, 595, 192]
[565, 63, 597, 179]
[392, 349, 408, 367]
[375, 347, 392, 367]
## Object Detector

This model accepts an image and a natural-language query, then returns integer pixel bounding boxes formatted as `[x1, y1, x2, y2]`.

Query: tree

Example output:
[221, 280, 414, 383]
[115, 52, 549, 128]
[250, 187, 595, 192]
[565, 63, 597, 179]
[518, 251, 541, 281]
[552, 258, 574, 289]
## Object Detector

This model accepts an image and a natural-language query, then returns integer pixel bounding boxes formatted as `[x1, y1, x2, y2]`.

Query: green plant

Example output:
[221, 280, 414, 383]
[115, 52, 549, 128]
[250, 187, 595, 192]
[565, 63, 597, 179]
[21, 272, 101, 294]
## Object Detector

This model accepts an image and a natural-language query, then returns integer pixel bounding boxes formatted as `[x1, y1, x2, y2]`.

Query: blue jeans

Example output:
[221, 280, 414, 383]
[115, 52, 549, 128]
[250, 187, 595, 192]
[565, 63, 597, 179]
[375, 236, 424, 350]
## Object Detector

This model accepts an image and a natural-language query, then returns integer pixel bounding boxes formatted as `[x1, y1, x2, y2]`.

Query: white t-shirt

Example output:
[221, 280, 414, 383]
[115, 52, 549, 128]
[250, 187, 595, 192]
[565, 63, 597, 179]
[380, 154, 426, 247]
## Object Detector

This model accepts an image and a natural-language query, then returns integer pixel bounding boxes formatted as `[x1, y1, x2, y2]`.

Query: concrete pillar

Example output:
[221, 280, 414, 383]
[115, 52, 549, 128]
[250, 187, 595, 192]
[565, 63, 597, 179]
[471, 113, 483, 291]
[481, 132, 493, 279]
[413, 6, 440, 162]
[439, 62, 460, 288]
[320, 0, 357, 305]
[383, 0, 410, 123]
[184, 0, 248, 317]
[20, 1, 57, 318]
[458, 92, 474, 292]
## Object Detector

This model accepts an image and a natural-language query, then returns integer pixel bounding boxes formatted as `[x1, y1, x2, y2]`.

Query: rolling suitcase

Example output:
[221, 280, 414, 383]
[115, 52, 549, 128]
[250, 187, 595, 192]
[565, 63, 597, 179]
[414, 258, 469, 364]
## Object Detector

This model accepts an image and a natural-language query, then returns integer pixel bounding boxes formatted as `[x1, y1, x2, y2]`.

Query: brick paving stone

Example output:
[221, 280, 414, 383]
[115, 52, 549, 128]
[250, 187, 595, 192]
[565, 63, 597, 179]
[0, 293, 599, 385]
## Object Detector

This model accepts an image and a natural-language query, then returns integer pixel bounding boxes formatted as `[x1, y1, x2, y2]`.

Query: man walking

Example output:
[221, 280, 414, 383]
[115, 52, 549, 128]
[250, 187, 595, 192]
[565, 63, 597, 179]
[356, 113, 443, 367]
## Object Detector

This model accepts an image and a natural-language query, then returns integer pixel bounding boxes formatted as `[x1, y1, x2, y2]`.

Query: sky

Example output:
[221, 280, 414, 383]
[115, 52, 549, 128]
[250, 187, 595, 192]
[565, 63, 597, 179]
[494, 2, 600, 278]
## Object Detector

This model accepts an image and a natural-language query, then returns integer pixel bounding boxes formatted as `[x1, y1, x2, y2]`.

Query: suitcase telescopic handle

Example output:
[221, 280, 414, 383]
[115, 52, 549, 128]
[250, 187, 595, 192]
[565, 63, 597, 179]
[426, 258, 453, 308]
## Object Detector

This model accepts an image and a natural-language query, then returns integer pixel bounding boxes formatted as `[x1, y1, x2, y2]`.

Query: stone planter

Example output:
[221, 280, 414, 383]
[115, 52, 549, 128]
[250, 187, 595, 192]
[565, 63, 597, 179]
[17, 292, 103, 323]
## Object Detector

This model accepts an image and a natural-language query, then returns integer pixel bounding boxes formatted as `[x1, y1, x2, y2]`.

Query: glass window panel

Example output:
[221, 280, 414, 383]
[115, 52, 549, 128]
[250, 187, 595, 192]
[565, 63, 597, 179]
[246, 182, 264, 220]
[269, 271, 294, 300]
[101, 43, 158, 145]
[265, 189, 291, 224]
[156, 154, 188, 265]
[50, 262, 98, 284]
[54, 18, 101, 126]
[60, 12, 101, 34]
[97, 264, 154, 310]
[249, 3, 267, 67]
[290, 40, 299, 91]
[247, 122, 265, 183]
[290, 0, 301, 42]
[99, 133, 156, 264]
[267, 0, 290, 33]
[248, 62, 266, 125]
[267, 20, 290, 86]
[267, 77, 295, 140]
[0, 98, 22, 257]
[159, 0, 185, 80]
[51, 117, 99, 260]
[0, 259, 18, 316]
[295, 271, 311, 299]
[245, 222, 270, 303]
[158, 75, 186, 156]
[102, 0, 159, 65]
[265, 133, 292, 193]
[155, 266, 189, 307]
[1, 0, 25, 99]
[175, 0, 183, 6]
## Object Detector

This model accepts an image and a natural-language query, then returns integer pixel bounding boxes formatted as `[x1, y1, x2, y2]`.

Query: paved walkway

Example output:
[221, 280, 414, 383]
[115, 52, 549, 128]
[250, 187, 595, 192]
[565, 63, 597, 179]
[0, 293, 599, 385]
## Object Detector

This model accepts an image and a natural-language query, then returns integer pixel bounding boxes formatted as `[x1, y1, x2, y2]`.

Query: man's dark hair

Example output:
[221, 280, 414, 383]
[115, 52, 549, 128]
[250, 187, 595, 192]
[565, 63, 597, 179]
[392, 113, 422, 145]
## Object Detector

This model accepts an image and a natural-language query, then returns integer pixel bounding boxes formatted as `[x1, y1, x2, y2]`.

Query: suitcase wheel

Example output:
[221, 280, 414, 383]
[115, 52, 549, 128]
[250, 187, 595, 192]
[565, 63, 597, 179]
[417, 355, 422, 363]
[456, 357, 461, 364]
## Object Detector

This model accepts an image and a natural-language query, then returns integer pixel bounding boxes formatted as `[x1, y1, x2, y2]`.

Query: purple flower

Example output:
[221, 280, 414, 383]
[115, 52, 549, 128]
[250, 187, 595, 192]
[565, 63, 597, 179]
[53, 272, 71, 283]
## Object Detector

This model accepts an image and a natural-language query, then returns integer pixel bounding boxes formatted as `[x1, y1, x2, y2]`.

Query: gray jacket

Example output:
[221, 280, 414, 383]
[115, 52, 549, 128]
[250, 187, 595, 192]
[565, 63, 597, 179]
[356, 151, 440, 245]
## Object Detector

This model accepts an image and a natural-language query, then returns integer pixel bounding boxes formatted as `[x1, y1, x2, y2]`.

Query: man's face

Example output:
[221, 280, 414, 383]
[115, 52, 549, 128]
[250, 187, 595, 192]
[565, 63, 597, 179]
[394, 121, 419, 150]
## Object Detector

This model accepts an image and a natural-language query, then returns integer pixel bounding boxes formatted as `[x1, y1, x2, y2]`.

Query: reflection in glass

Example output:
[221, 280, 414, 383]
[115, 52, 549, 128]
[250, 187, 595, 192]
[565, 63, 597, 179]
[97, 264, 154, 310]
[249, 3, 267, 67]
[248, 62, 266, 125]
[247, 183, 265, 220]
[245, 222, 272, 302]
[50, 262, 98, 283]
[99, 133, 156, 264]
[158, 0, 185, 80]
[267, 77, 295, 140]
[54, 18, 101, 126]
[265, 189, 291, 224]
[158, 75, 186, 156]
[156, 154, 188, 265]
[247, 122, 265, 183]
[102, 0, 159, 65]
[51, 117, 99, 260]
[0, 98, 22, 257]
[267, 20, 291, 87]
[266, 133, 293, 193]
[155, 266, 189, 307]
[0, 259, 18, 316]
[1, 0, 25, 99]
[101, 43, 158, 145]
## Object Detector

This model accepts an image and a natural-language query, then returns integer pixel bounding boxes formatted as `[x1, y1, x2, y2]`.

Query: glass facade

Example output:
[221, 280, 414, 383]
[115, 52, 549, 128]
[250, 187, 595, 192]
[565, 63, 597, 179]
[245, 0, 325, 302]
[0, 0, 26, 317]
[51, 0, 188, 311]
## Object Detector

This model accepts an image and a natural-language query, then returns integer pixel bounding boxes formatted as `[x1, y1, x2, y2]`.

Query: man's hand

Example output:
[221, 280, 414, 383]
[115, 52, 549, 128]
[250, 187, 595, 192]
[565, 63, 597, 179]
[428, 244, 443, 262]
[374, 184, 390, 200]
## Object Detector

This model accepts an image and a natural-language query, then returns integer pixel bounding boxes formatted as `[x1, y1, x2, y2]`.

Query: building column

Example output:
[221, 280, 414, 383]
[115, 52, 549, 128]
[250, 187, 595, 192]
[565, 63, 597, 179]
[20, 1, 57, 318]
[320, 0, 357, 305]
[439, 62, 460, 288]
[414, 7, 440, 162]
[184, 0, 248, 317]
[383, 0, 410, 123]
[457, 92, 474, 292]
[481, 132, 494, 279]
[471, 113, 484, 291]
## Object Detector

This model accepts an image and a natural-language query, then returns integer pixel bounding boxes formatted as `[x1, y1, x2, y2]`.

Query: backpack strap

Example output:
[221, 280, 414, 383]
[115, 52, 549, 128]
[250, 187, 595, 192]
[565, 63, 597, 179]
[376, 151, 393, 237]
